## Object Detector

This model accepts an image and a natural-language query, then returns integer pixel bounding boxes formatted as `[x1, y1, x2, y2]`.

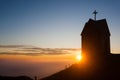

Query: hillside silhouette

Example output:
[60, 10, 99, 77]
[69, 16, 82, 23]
[41, 55, 120, 80]
[0, 75, 33, 80]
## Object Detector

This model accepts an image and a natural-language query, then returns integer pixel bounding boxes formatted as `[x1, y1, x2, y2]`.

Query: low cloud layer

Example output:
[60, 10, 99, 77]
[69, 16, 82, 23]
[0, 45, 80, 56]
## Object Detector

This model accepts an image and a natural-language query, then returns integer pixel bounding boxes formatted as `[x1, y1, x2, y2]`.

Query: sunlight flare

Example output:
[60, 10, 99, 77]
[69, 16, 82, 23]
[76, 51, 82, 61]
[76, 54, 82, 61]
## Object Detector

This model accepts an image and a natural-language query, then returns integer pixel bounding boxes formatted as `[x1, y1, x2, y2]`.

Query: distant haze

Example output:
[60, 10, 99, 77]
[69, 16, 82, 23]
[0, 55, 74, 79]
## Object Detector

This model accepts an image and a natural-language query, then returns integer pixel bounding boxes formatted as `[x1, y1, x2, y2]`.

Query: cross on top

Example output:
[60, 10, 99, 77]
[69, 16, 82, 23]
[93, 10, 98, 20]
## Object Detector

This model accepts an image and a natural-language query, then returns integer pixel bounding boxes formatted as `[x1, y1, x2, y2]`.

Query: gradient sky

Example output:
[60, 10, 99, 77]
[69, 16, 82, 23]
[0, 0, 120, 53]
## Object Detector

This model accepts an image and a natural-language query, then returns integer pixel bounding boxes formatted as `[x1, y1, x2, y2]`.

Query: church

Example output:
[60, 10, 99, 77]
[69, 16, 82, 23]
[81, 14, 111, 63]
[81, 11, 120, 79]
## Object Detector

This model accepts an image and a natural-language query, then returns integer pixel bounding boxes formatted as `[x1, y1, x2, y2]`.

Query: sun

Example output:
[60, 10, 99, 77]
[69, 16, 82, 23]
[75, 51, 82, 61]
[76, 54, 82, 61]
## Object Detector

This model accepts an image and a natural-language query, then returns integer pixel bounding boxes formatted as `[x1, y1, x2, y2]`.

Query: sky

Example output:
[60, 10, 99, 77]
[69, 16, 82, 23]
[0, 0, 120, 52]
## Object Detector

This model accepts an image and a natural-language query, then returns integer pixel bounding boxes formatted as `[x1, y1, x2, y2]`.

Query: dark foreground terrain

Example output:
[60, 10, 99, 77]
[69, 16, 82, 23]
[41, 54, 120, 80]
[0, 76, 33, 80]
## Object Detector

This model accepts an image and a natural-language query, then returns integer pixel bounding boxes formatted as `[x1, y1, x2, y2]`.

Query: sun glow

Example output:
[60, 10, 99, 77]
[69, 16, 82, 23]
[76, 54, 82, 60]
[76, 51, 82, 61]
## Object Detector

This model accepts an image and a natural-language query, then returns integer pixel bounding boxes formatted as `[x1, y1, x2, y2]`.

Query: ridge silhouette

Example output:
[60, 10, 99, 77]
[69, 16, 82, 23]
[0, 75, 33, 80]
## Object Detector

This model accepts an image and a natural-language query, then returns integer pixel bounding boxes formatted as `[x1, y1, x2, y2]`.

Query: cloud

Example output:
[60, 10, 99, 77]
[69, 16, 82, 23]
[0, 45, 80, 56]
[0, 45, 33, 48]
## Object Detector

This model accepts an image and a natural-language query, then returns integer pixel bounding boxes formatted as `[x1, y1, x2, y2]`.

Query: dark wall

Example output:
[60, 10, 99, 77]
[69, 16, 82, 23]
[81, 19, 111, 62]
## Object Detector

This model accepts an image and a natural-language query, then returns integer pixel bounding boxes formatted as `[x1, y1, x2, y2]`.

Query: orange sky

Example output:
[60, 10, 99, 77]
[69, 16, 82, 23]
[0, 54, 76, 63]
[0, 53, 80, 79]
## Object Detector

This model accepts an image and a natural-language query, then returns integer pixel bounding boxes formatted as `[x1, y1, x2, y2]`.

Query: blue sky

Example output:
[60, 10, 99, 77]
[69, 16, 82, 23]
[0, 0, 120, 53]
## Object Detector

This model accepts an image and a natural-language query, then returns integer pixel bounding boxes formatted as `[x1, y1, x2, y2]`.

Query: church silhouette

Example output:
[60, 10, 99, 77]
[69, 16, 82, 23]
[81, 11, 110, 58]
[81, 18, 110, 60]
[81, 17, 120, 80]
[81, 11, 120, 80]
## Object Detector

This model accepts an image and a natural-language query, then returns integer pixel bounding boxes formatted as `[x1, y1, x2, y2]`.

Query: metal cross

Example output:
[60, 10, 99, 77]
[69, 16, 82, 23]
[93, 10, 98, 20]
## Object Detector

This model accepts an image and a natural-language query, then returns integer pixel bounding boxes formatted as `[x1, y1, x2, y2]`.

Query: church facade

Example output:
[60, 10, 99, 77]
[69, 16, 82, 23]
[81, 18, 120, 79]
[81, 19, 111, 60]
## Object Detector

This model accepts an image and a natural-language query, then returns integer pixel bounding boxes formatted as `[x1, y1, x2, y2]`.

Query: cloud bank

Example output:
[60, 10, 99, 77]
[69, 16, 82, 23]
[0, 45, 80, 56]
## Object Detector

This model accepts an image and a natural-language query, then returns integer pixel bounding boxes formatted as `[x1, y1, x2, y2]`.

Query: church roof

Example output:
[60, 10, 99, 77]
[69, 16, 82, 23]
[81, 19, 111, 36]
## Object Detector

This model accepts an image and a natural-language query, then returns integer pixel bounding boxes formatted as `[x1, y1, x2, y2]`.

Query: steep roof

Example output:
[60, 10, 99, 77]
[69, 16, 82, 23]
[81, 19, 110, 36]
